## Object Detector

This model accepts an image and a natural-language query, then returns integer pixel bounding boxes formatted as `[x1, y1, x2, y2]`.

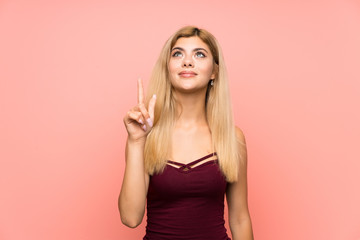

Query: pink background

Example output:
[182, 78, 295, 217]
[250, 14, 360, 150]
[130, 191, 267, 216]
[1, 0, 359, 239]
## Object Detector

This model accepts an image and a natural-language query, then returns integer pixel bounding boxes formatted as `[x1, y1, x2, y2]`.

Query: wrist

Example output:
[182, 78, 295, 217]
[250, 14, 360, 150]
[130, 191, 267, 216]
[127, 136, 146, 146]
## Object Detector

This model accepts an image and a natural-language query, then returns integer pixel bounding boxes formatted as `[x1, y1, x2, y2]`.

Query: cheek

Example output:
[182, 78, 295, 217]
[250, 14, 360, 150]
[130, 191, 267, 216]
[198, 61, 214, 77]
[168, 60, 181, 75]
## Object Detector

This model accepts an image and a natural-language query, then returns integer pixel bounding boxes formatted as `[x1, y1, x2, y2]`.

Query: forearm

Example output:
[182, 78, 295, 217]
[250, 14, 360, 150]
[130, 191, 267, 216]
[230, 218, 254, 240]
[118, 138, 147, 227]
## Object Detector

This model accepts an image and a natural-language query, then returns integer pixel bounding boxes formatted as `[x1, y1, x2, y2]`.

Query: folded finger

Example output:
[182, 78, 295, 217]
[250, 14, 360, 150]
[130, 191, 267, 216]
[126, 110, 145, 125]
[138, 103, 152, 128]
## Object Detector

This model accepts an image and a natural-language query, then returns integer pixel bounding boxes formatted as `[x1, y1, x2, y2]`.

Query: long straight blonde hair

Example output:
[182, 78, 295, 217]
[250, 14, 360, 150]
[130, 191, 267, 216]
[144, 26, 241, 182]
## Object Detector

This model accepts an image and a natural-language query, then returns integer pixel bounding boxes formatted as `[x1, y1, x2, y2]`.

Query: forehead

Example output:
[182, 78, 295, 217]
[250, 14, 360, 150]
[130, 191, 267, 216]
[172, 36, 210, 51]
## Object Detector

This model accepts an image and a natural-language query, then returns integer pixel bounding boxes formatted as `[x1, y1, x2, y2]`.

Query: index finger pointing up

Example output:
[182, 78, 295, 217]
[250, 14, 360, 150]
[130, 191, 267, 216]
[137, 78, 144, 104]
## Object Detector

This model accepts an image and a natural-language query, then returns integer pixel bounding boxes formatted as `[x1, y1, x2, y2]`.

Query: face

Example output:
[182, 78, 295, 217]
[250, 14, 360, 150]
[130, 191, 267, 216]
[168, 36, 216, 94]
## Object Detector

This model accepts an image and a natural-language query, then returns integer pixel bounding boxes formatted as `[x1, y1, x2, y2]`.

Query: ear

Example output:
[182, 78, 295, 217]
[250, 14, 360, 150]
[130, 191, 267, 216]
[211, 63, 219, 80]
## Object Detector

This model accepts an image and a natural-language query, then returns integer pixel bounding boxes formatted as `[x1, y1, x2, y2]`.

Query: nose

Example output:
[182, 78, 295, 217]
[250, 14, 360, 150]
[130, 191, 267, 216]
[182, 55, 194, 68]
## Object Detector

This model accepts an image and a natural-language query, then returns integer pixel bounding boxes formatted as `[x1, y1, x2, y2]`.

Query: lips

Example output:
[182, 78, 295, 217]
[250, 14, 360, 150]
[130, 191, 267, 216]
[179, 71, 197, 78]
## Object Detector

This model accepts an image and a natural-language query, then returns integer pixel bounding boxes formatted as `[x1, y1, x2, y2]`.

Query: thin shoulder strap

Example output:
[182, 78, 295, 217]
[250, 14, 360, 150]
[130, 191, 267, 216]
[167, 152, 217, 167]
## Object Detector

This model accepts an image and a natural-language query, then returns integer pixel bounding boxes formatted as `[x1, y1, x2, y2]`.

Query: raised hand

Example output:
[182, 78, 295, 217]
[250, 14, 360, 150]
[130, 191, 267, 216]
[123, 78, 156, 142]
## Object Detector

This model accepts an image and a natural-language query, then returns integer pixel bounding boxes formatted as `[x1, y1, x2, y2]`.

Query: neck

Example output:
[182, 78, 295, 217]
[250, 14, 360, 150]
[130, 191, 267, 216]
[173, 89, 208, 128]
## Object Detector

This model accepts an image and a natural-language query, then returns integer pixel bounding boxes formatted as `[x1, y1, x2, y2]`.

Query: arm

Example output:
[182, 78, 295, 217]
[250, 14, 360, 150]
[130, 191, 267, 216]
[118, 78, 156, 228]
[226, 127, 254, 240]
[118, 138, 149, 228]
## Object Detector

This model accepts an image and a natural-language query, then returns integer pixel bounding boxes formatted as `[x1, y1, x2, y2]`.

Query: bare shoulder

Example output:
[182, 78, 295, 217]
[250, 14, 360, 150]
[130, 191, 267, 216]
[235, 126, 247, 165]
[235, 126, 246, 145]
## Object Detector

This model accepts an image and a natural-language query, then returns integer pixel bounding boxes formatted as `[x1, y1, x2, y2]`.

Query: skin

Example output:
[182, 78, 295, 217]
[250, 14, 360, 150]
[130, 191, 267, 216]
[119, 36, 253, 239]
[168, 37, 216, 162]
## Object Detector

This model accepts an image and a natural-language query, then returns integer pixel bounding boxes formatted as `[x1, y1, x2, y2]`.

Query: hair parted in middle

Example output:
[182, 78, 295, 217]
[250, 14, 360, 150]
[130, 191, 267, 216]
[144, 26, 242, 182]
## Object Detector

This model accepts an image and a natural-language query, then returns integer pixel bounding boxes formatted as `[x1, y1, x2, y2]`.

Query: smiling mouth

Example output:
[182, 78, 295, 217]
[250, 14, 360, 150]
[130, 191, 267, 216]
[179, 71, 197, 78]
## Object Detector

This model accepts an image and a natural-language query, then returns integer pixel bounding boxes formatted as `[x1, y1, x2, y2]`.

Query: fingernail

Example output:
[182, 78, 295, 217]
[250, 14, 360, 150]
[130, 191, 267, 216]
[147, 118, 153, 128]
[153, 94, 156, 99]
[142, 124, 147, 131]
[139, 119, 144, 124]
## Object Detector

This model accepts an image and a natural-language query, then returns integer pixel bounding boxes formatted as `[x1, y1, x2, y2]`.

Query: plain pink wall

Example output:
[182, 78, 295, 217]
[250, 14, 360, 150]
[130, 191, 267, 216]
[1, 0, 359, 239]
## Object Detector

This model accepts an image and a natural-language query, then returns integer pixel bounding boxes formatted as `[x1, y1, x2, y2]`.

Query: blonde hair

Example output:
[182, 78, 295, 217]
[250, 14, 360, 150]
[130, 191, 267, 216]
[144, 26, 240, 182]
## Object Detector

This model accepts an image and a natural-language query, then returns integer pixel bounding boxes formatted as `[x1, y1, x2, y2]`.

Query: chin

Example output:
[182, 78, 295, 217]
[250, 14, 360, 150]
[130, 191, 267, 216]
[171, 78, 208, 93]
[174, 85, 207, 94]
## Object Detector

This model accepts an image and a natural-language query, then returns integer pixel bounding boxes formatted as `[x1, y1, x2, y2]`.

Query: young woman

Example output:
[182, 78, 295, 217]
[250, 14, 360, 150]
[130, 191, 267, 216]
[119, 26, 254, 240]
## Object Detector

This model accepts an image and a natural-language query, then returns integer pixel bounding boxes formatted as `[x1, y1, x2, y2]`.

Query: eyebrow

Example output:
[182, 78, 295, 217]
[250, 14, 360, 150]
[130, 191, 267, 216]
[171, 47, 209, 53]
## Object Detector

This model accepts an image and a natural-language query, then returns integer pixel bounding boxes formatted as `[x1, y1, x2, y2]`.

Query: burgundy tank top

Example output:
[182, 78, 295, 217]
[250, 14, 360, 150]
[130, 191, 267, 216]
[143, 153, 231, 240]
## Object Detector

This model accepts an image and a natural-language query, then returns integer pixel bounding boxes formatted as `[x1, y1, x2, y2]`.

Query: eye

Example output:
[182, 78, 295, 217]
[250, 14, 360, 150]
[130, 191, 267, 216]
[195, 51, 206, 58]
[172, 51, 183, 57]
